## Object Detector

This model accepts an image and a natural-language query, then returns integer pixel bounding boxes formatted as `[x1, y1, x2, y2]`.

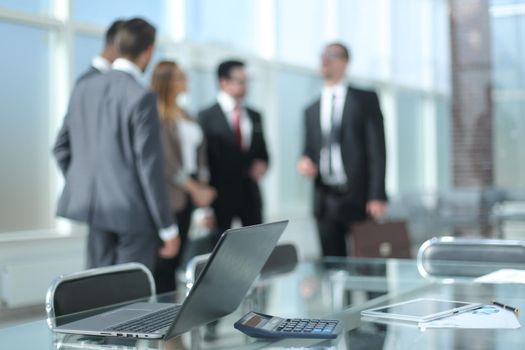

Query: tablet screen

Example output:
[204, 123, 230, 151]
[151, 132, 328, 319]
[368, 299, 474, 318]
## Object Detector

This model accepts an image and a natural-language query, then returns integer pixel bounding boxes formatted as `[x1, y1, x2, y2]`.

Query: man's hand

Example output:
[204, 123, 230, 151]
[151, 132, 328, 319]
[366, 200, 387, 219]
[250, 160, 268, 181]
[185, 179, 217, 207]
[159, 236, 181, 259]
[190, 184, 217, 208]
[297, 156, 318, 178]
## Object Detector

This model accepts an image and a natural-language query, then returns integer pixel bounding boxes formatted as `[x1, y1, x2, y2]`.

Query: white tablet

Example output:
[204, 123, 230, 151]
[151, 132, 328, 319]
[361, 298, 482, 322]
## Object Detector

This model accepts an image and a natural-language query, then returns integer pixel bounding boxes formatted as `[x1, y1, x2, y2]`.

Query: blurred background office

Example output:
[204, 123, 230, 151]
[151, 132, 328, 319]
[0, 0, 524, 324]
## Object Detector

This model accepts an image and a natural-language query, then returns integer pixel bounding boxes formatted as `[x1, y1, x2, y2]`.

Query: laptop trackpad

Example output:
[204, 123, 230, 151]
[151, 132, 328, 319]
[102, 308, 153, 323]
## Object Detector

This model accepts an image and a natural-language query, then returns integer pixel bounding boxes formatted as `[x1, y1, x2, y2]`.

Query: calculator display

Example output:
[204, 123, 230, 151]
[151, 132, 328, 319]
[245, 315, 266, 327]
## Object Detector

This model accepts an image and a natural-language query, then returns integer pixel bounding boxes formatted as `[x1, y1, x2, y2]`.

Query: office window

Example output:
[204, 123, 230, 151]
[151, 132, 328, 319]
[391, 0, 427, 88]
[432, 0, 451, 94]
[339, 0, 389, 80]
[273, 69, 322, 213]
[74, 34, 103, 80]
[436, 97, 451, 189]
[276, 0, 324, 68]
[0, 0, 50, 15]
[73, 0, 168, 34]
[0, 22, 51, 233]
[390, 0, 450, 91]
[494, 99, 525, 188]
[185, 68, 217, 116]
[396, 91, 426, 192]
[0, 0, 464, 234]
[491, 5, 525, 187]
[492, 0, 525, 6]
[243, 64, 270, 113]
[492, 14, 525, 90]
[185, 0, 258, 53]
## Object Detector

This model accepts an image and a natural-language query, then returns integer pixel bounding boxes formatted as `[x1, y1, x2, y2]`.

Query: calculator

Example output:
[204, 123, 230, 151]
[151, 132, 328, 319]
[234, 311, 341, 339]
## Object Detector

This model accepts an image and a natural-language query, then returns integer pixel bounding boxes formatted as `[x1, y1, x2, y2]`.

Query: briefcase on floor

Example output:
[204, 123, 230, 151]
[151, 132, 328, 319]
[347, 220, 411, 259]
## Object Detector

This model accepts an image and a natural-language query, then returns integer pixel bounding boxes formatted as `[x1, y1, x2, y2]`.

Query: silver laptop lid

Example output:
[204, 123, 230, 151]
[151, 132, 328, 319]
[165, 220, 288, 339]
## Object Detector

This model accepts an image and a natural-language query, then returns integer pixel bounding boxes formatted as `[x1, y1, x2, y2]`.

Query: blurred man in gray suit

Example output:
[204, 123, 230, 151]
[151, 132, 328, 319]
[77, 19, 125, 82]
[53, 18, 180, 271]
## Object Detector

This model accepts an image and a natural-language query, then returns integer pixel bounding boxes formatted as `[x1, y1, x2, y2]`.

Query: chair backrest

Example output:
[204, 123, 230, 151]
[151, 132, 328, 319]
[184, 243, 299, 288]
[417, 237, 525, 278]
[45, 263, 155, 328]
[184, 253, 211, 289]
[260, 243, 299, 276]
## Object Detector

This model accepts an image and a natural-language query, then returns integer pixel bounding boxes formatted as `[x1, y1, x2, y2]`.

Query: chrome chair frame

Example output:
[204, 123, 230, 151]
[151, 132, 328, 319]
[184, 253, 211, 291]
[45, 262, 155, 329]
[417, 236, 525, 280]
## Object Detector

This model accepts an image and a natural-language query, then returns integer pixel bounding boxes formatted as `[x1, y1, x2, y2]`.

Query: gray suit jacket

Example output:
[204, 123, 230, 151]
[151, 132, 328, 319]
[76, 65, 102, 82]
[53, 70, 174, 235]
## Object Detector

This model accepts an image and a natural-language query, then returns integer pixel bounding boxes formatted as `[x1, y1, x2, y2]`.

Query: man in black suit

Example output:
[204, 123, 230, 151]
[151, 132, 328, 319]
[199, 60, 269, 241]
[53, 18, 180, 270]
[78, 19, 125, 81]
[298, 43, 387, 257]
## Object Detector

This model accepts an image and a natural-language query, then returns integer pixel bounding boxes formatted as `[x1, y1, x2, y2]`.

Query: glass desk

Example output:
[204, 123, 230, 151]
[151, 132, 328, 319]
[2, 258, 525, 349]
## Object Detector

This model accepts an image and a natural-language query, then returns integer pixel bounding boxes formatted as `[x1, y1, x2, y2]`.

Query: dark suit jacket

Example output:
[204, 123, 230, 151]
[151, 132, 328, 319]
[198, 103, 269, 216]
[53, 70, 174, 235]
[303, 86, 387, 220]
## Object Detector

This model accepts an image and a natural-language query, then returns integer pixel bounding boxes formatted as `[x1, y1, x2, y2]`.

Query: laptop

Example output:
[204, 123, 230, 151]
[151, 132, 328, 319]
[52, 220, 288, 340]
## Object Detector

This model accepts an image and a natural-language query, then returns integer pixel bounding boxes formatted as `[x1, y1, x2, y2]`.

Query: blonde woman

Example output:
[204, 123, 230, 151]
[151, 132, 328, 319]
[151, 61, 216, 293]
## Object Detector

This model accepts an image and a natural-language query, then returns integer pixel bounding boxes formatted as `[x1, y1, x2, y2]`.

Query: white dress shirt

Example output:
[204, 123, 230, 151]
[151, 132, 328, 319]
[217, 91, 252, 150]
[112, 58, 178, 240]
[177, 119, 204, 176]
[320, 80, 348, 185]
[112, 58, 143, 82]
[91, 56, 111, 72]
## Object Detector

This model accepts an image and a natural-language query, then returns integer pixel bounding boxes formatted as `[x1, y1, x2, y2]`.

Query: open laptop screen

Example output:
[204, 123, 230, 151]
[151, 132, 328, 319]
[165, 220, 288, 339]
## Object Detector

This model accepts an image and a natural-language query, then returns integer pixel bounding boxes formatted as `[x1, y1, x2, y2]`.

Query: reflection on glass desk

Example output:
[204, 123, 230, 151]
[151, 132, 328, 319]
[2, 257, 525, 349]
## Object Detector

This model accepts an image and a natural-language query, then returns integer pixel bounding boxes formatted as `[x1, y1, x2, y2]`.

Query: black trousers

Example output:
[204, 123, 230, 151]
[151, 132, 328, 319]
[315, 188, 366, 258]
[316, 217, 350, 257]
[213, 206, 262, 246]
[213, 184, 262, 247]
[87, 227, 159, 272]
[154, 202, 193, 293]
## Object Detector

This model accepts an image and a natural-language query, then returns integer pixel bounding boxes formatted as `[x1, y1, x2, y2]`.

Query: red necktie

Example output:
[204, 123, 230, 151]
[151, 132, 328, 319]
[233, 104, 242, 148]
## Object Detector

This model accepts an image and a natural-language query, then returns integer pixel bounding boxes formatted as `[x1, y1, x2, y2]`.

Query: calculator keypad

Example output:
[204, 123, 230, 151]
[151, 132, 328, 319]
[275, 318, 339, 334]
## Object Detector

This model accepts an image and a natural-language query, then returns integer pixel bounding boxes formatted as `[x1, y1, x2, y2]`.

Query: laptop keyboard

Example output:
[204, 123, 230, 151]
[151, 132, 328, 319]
[104, 305, 181, 334]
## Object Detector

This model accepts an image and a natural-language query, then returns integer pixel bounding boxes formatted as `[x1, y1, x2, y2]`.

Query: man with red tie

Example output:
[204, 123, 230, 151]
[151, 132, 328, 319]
[199, 60, 269, 243]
